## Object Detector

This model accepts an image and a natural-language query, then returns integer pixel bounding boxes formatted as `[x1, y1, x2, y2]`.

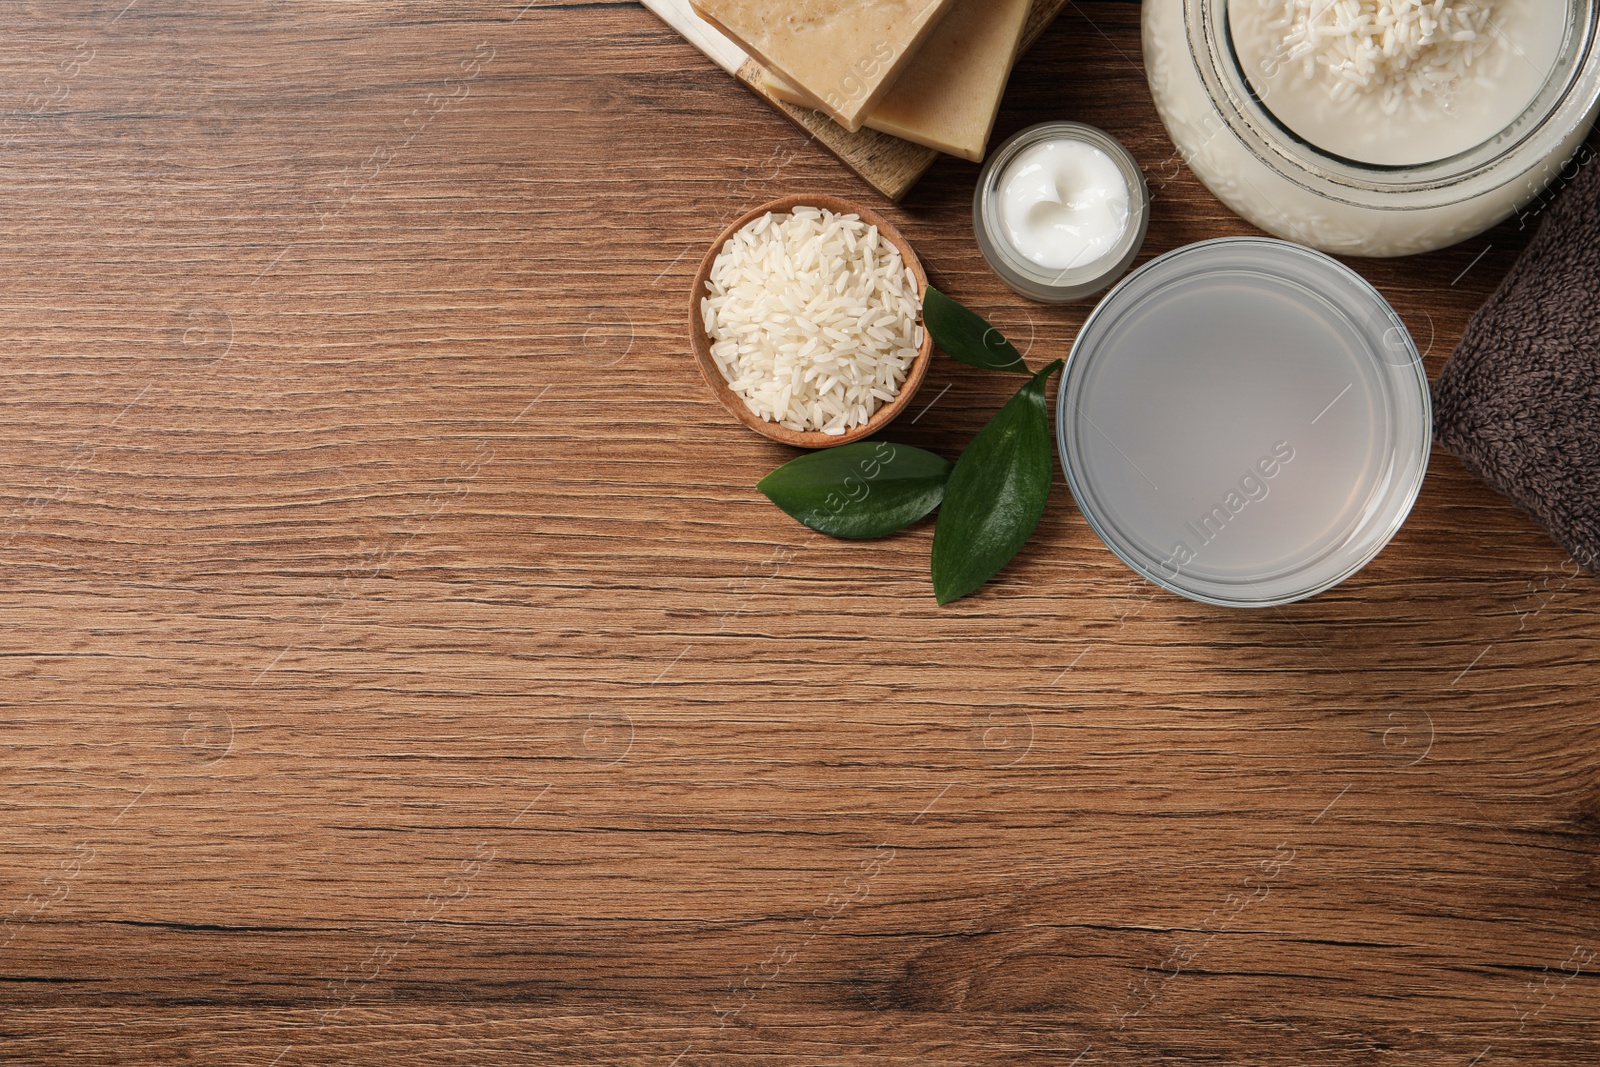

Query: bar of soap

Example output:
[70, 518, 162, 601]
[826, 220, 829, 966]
[689, 0, 956, 132]
[762, 0, 1031, 162]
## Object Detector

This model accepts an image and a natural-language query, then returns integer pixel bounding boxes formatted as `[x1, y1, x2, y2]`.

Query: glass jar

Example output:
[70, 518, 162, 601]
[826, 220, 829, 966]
[973, 122, 1150, 302]
[1142, 0, 1600, 257]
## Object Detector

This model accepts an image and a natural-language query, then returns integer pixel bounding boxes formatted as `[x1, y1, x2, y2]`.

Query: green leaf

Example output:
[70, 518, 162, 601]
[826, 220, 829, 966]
[758, 440, 953, 540]
[931, 359, 1064, 604]
[922, 285, 1028, 374]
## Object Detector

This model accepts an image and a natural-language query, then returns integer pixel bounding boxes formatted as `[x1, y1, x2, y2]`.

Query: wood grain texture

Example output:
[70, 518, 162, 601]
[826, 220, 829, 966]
[0, 1, 1597, 1065]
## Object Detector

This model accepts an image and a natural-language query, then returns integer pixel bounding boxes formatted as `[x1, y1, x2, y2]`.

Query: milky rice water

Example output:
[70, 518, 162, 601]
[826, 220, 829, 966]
[1230, 0, 1568, 166]
[700, 207, 923, 436]
[1142, 0, 1590, 255]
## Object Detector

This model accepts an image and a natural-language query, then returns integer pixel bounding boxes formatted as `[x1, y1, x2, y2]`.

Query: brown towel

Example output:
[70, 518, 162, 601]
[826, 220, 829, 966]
[1432, 151, 1600, 574]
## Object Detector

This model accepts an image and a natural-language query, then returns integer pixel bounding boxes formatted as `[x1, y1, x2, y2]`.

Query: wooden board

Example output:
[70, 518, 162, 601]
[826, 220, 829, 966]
[1, 2, 1598, 1065]
[648, 0, 1071, 200]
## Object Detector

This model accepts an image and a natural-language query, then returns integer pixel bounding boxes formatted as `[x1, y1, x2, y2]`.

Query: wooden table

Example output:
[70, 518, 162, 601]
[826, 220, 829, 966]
[2, 2, 1596, 1063]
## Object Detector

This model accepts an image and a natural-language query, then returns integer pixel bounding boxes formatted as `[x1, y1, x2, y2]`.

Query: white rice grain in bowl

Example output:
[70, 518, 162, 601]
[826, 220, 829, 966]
[689, 196, 931, 449]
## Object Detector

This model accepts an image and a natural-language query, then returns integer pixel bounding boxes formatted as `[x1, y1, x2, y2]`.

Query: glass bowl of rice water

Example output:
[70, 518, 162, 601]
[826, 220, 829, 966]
[1057, 238, 1431, 607]
[1142, 0, 1600, 255]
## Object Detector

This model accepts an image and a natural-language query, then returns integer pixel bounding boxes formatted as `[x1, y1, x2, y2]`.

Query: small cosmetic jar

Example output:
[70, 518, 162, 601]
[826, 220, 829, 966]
[974, 121, 1150, 303]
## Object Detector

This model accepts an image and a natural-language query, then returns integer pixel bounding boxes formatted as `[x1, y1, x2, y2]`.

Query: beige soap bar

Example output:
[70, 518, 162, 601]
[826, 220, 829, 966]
[689, 0, 956, 131]
[762, 0, 1032, 162]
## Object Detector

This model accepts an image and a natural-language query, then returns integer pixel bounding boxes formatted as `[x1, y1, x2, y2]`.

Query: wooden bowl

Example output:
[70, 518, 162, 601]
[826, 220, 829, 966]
[689, 194, 932, 449]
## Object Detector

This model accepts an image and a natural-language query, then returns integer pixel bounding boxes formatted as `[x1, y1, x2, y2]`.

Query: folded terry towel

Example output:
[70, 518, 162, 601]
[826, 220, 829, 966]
[1432, 150, 1600, 574]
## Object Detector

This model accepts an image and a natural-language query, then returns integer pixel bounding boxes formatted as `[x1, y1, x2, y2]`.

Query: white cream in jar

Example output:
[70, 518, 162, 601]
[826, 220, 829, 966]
[997, 139, 1131, 270]
[974, 122, 1150, 302]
